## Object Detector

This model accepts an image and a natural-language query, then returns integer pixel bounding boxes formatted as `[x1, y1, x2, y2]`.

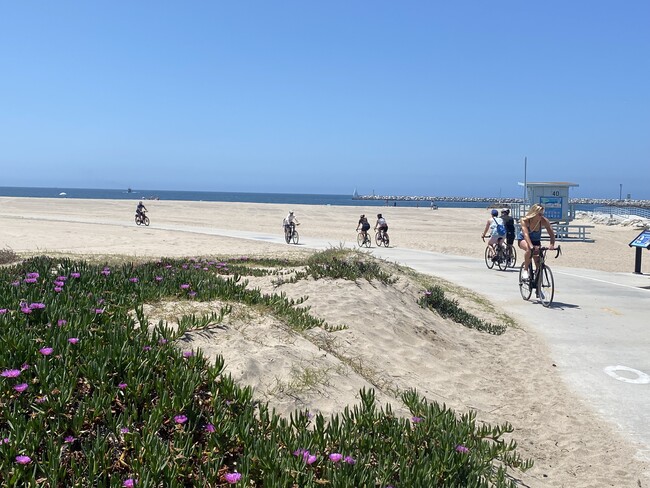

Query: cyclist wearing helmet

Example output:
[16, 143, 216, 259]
[482, 209, 506, 257]
[374, 213, 388, 235]
[356, 214, 370, 240]
[135, 201, 147, 218]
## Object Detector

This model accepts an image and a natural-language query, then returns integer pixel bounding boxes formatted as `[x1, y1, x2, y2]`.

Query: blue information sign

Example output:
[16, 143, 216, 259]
[539, 196, 563, 220]
[629, 230, 650, 249]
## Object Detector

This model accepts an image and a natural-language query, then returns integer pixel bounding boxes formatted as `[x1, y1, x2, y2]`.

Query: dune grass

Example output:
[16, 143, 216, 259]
[0, 253, 531, 487]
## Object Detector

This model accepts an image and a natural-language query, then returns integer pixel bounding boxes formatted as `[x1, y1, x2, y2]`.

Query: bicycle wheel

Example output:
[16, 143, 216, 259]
[507, 245, 517, 268]
[357, 233, 365, 247]
[519, 263, 532, 300]
[538, 266, 555, 307]
[383, 234, 389, 247]
[364, 235, 371, 248]
[291, 230, 299, 245]
[485, 246, 495, 269]
[375, 232, 382, 247]
[284, 229, 291, 244]
[497, 246, 508, 271]
[135, 215, 141, 226]
[143, 216, 150, 226]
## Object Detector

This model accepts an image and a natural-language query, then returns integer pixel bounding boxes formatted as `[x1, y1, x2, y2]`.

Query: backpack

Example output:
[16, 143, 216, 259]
[493, 217, 506, 236]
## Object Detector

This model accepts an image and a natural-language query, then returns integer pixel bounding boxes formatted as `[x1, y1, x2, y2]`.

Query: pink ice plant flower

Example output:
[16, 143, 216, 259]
[154, 276, 163, 282]
[174, 415, 188, 424]
[456, 444, 469, 454]
[1, 369, 21, 378]
[26, 272, 39, 279]
[14, 383, 28, 393]
[39, 347, 53, 356]
[70, 272, 81, 278]
[21, 307, 32, 314]
[224, 472, 242, 484]
[120, 427, 130, 434]
[344, 455, 356, 465]
[54, 287, 63, 293]
[58, 319, 67, 326]
[180, 283, 190, 289]
[183, 351, 194, 358]
[0, 308, 8, 314]
[118, 383, 127, 390]
[129, 277, 139, 283]
[204, 423, 215, 433]
[24, 278, 37, 284]
[54, 281, 65, 287]
[68, 337, 79, 344]
[329, 453, 343, 463]
[15, 455, 31, 464]
[64, 436, 75, 443]
[123, 479, 136, 487]
[94, 308, 104, 314]
[30, 302, 46, 309]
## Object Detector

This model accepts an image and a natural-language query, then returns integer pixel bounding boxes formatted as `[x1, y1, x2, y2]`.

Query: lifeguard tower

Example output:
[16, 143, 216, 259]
[516, 181, 593, 241]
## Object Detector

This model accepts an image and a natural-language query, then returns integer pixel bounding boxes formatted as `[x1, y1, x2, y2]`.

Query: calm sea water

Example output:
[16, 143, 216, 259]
[0, 186, 598, 211]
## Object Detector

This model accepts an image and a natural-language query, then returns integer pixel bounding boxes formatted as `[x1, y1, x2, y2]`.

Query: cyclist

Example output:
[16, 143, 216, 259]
[283, 210, 300, 236]
[374, 213, 388, 238]
[501, 208, 516, 257]
[518, 203, 556, 279]
[482, 209, 506, 259]
[356, 214, 370, 241]
[135, 201, 147, 219]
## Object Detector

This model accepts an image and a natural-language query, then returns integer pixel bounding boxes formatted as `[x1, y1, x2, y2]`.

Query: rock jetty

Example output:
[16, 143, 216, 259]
[353, 195, 650, 208]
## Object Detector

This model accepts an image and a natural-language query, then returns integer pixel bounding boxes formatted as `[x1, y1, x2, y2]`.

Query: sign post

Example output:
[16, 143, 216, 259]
[628, 230, 650, 274]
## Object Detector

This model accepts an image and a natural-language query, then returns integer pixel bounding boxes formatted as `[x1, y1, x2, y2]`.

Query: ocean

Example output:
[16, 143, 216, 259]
[0, 186, 600, 211]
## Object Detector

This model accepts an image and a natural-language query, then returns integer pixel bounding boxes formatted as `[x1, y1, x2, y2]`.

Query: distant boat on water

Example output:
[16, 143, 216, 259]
[127, 188, 132, 193]
[59, 192, 67, 196]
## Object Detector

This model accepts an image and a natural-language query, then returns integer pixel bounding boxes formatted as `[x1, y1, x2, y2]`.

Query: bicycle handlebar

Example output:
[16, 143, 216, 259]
[537, 245, 562, 258]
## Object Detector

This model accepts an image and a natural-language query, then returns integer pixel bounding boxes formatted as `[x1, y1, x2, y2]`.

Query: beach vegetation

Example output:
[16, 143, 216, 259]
[0, 247, 19, 265]
[0, 255, 531, 486]
[419, 286, 508, 335]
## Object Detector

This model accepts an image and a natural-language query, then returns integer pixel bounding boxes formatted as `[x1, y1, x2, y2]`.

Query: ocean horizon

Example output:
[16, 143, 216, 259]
[0, 185, 618, 211]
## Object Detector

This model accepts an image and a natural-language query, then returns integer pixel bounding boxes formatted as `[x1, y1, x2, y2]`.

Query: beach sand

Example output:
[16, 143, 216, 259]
[1, 197, 649, 487]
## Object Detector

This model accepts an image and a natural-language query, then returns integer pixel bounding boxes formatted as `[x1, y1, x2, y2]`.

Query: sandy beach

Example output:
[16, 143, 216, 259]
[2, 197, 650, 487]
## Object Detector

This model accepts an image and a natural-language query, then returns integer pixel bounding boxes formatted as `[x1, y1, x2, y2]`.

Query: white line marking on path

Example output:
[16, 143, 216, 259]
[556, 271, 649, 291]
[604, 365, 650, 384]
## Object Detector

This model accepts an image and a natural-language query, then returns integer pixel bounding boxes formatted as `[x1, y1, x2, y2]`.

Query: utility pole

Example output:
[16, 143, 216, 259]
[619, 184, 623, 201]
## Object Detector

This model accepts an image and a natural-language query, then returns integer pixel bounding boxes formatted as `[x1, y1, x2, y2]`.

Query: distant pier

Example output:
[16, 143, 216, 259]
[352, 195, 650, 208]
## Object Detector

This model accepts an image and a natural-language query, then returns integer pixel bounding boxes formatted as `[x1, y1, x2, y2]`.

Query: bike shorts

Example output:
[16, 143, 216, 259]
[518, 238, 541, 247]
[361, 223, 370, 231]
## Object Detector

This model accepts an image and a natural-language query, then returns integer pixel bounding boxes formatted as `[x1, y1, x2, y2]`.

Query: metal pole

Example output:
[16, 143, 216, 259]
[619, 184, 622, 201]
[523, 157, 527, 212]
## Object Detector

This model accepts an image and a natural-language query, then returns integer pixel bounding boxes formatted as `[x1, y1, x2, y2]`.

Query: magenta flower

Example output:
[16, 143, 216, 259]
[30, 302, 46, 309]
[0, 308, 8, 314]
[36, 396, 47, 403]
[456, 444, 469, 454]
[180, 283, 190, 289]
[24, 278, 37, 284]
[118, 383, 127, 390]
[64, 436, 75, 443]
[68, 337, 79, 344]
[94, 308, 104, 314]
[159, 338, 168, 345]
[154, 276, 163, 282]
[306, 454, 317, 465]
[54, 281, 65, 287]
[129, 277, 139, 283]
[204, 423, 215, 433]
[329, 453, 343, 463]
[224, 472, 242, 484]
[182, 351, 194, 358]
[54, 287, 63, 293]
[21, 363, 30, 371]
[26, 272, 39, 279]
[174, 415, 188, 424]
[21, 307, 32, 314]
[188, 291, 197, 297]
[58, 319, 67, 326]
[57, 275, 67, 281]
[15, 455, 31, 464]
[120, 427, 130, 434]
[11, 281, 20, 286]
[143, 346, 152, 351]
[344, 455, 356, 465]
[101, 269, 110, 276]
[70, 272, 81, 278]
[1, 369, 21, 378]
[123, 479, 136, 487]
[39, 347, 53, 356]
[14, 383, 28, 393]
[411, 416, 423, 423]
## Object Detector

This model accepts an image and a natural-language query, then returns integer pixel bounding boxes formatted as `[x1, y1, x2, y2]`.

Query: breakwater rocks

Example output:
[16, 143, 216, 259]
[353, 195, 650, 208]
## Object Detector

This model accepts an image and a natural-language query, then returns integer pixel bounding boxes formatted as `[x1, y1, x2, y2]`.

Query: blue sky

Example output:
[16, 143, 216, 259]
[1, 1, 648, 199]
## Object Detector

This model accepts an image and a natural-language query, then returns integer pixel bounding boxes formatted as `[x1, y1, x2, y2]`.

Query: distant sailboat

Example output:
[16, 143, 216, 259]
[353, 188, 359, 198]
[127, 187, 133, 193]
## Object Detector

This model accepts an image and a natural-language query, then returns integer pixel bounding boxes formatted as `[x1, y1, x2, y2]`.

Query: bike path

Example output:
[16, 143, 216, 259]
[192, 227, 650, 459]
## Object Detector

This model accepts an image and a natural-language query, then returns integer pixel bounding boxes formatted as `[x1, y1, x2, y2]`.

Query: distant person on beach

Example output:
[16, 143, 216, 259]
[136, 201, 147, 218]
[283, 210, 300, 233]
[375, 213, 388, 235]
[518, 204, 556, 279]
[500, 208, 516, 247]
[356, 214, 370, 240]
[482, 209, 506, 256]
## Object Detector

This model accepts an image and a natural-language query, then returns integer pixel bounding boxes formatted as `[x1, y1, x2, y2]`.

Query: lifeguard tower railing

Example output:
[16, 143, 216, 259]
[511, 203, 577, 222]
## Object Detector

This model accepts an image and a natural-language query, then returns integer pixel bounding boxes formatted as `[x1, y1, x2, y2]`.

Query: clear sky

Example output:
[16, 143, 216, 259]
[1, 1, 648, 199]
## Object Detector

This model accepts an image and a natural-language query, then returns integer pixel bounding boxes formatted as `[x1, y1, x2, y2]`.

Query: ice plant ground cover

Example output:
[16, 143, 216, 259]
[0, 254, 532, 486]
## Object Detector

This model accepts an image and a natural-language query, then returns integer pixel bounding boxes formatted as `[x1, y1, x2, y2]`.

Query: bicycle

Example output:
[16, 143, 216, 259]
[375, 229, 390, 247]
[135, 212, 150, 226]
[504, 242, 517, 268]
[284, 223, 299, 244]
[518, 246, 562, 307]
[357, 230, 371, 248]
[482, 236, 508, 271]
